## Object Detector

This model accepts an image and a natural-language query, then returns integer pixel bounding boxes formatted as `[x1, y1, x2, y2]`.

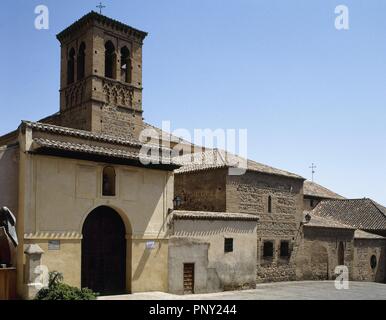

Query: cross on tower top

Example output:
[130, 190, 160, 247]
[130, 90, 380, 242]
[309, 163, 317, 182]
[96, 2, 106, 14]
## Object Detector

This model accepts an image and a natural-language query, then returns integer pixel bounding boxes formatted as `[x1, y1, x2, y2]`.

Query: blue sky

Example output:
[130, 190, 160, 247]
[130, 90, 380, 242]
[1, 0, 386, 204]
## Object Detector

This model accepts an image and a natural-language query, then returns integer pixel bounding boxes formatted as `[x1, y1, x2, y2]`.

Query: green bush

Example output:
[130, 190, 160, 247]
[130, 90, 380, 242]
[35, 271, 98, 300]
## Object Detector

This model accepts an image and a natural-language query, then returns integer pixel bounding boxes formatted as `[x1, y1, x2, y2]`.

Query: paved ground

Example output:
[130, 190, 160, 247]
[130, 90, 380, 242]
[99, 281, 386, 300]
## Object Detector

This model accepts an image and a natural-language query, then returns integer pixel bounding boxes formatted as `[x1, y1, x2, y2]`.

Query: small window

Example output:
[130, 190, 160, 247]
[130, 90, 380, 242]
[280, 241, 290, 258]
[120, 46, 131, 83]
[370, 255, 377, 269]
[224, 238, 233, 253]
[338, 241, 345, 266]
[105, 41, 116, 79]
[77, 42, 86, 81]
[268, 196, 272, 213]
[102, 166, 116, 196]
[310, 199, 314, 208]
[263, 241, 274, 258]
[67, 48, 75, 85]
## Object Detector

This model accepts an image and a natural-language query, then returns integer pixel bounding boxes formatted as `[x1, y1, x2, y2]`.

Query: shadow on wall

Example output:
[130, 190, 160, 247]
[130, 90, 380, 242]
[207, 267, 222, 292]
[375, 246, 386, 283]
[132, 247, 152, 281]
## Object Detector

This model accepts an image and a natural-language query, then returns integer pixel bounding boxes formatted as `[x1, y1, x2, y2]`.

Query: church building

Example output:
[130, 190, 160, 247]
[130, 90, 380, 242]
[0, 12, 385, 299]
[0, 12, 179, 298]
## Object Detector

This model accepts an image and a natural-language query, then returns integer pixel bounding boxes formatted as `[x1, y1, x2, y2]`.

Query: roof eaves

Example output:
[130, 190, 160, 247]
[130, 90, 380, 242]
[22, 120, 143, 148]
[56, 11, 148, 42]
[369, 199, 386, 219]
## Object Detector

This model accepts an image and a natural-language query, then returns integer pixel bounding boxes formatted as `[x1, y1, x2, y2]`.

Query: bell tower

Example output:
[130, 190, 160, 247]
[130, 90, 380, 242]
[56, 11, 147, 139]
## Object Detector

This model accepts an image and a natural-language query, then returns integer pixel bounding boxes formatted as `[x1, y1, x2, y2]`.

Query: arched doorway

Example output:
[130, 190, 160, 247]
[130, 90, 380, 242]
[338, 241, 345, 266]
[81, 206, 127, 295]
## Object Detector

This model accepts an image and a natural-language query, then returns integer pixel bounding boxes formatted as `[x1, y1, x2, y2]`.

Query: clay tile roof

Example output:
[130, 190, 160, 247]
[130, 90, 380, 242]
[304, 180, 345, 199]
[31, 138, 176, 166]
[312, 198, 386, 231]
[56, 11, 147, 42]
[174, 149, 304, 180]
[22, 121, 143, 147]
[172, 210, 259, 221]
[354, 230, 386, 240]
[142, 122, 196, 146]
[304, 211, 355, 229]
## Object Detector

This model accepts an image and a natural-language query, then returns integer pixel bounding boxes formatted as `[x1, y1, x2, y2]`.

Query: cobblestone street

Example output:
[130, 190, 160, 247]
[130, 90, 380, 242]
[99, 281, 386, 300]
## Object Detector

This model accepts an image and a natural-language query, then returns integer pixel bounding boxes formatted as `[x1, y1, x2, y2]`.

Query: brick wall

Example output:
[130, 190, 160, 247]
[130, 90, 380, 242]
[56, 19, 145, 139]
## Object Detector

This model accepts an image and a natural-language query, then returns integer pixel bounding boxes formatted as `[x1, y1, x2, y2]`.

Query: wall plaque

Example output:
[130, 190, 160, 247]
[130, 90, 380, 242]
[146, 241, 155, 249]
[48, 240, 60, 250]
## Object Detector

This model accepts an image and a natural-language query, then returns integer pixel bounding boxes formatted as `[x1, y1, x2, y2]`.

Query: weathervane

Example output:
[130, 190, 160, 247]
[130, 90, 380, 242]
[96, 2, 106, 14]
[309, 163, 316, 182]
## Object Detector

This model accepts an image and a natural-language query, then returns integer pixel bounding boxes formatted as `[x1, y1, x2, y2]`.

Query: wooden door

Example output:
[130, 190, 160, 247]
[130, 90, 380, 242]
[338, 241, 345, 266]
[82, 206, 126, 295]
[183, 263, 195, 294]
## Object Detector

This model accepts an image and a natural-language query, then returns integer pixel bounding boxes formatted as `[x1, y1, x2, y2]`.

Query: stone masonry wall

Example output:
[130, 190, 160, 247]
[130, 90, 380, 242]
[226, 172, 304, 283]
[297, 227, 355, 280]
[174, 169, 227, 212]
[353, 239, 386, 282]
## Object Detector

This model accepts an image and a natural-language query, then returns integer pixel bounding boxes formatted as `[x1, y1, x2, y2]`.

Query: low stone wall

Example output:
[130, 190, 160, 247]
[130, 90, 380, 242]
[256, 263, 296, 283]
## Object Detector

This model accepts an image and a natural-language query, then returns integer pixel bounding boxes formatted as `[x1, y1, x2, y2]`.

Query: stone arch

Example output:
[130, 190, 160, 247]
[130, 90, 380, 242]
[79, 204, 132, 237]
[119, 88, 126, 105]
[81, 205, 132, 295]
[67, 47, 75, 85]
[105, 40, 116, 79]
[112, 87, 118, 105]
[77, 42, 86, 81]
[103, 84, 111, 104]
[120, 46, 131, 83]
[102, 166, 116, 196]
